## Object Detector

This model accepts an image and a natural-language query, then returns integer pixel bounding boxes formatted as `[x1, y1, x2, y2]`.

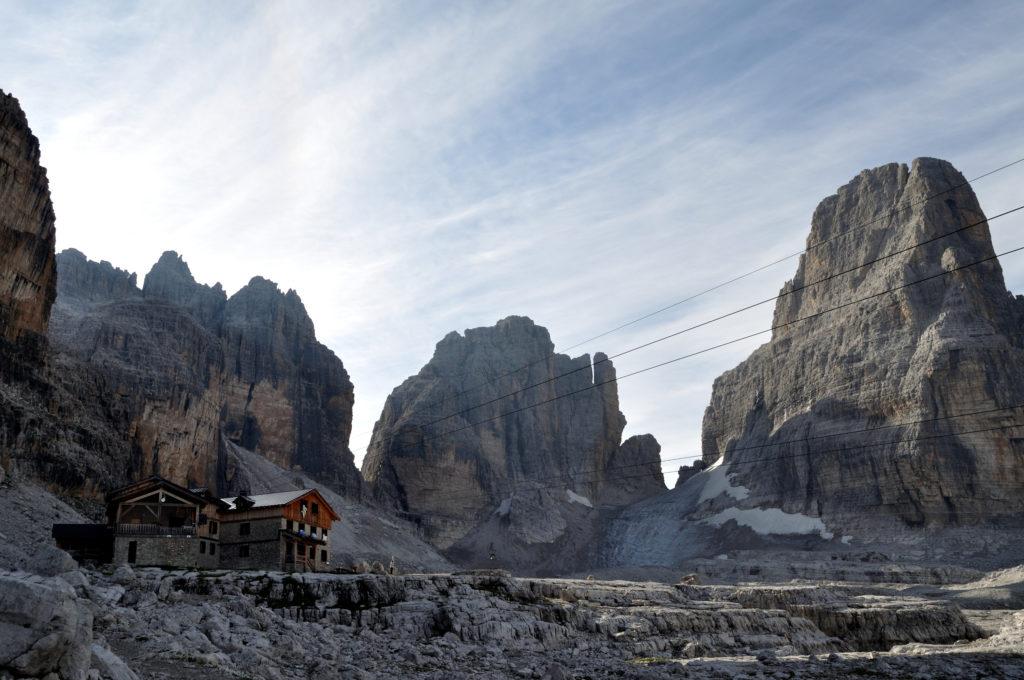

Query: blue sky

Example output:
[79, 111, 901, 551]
[2, 0, 1022, 473]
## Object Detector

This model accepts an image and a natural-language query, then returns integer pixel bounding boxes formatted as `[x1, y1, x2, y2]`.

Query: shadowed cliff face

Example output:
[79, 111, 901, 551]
[700, 158, 1024, 531]
[50, 249, 362, 496]
[362, 315, 665, 566]
[0, 90, 56, 373]
[0, 93, 132, 496]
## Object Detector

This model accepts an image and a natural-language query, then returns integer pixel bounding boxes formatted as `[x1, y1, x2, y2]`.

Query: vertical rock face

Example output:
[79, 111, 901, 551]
[0, 93, 132, 496]
[700, 158, 1024, 532]
[362, 316, 664, 561]
[0, 91, 56, 372]
[218, 276, 358, 490]
[50, 249, 361, 496]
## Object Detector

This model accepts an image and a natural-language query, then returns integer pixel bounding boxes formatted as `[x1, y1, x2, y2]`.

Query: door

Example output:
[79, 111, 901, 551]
[127, 540, 137, 564]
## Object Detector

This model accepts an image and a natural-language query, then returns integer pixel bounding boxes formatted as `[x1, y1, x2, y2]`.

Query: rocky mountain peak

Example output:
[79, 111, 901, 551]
[222, 276, 317, 350]
[142, 250, 225, 326]
[698, 157, 1024, 532]
[50, 245, 360, 496]
[55, 249, 138, 302]
[363, 316, 665, 569]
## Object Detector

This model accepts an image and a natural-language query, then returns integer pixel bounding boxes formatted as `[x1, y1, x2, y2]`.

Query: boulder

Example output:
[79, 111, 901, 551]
[88, 644, 138, 680]
[0, 572, 92, 679]
[31, 546, 79, 577]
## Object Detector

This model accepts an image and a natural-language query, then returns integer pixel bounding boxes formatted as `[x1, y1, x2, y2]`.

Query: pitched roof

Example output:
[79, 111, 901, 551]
[219, 488, 340, 519]
[107, 476, 212, 507]
[220, 489, 309, 510]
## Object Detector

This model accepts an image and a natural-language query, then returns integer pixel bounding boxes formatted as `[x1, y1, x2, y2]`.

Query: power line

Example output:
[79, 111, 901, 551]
[577, 400, 1024, 482]
[395, 422, 1024, 522]
[395, 393, 1024, 500]
[380, 156, 1024, 426]
[369, 241, 1024, 465]
[377, 204, 1022, 440]
[396, 407, 1024, 510]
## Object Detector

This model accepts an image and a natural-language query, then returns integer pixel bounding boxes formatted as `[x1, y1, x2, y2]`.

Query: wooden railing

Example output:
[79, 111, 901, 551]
[115, 523, 196, 536]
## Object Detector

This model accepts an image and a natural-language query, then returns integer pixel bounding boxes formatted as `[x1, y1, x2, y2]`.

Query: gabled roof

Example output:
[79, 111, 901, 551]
[220, 488, 340, 520]
[105, 476, 230, 524]
[106, 476, 221, 507]
[220, 489, 307, 509]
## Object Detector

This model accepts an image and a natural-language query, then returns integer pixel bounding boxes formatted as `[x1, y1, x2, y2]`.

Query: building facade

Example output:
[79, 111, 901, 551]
[218, 489, 338, 572]
[55, 477, 341, 572]
[104, 477, 227, 569]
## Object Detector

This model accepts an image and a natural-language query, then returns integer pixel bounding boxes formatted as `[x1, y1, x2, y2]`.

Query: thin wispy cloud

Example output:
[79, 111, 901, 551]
[1, 0, 1021, 469]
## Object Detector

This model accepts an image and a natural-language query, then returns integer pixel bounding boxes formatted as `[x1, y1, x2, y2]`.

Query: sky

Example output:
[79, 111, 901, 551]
[2, 0, 1023, 476]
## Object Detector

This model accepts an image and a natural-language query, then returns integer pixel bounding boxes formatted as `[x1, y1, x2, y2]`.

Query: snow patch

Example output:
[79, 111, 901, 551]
[701, 506, 835, 540]
[566, 489, 593, 508]
[841, 535, 853, 545]
[495, 498, 512, 516]
[698, 458, 750, 503]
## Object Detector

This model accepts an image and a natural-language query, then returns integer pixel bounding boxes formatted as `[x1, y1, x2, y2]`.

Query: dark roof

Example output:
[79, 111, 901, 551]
[106, 476, 229, 509]
[220, 488, 340, 520]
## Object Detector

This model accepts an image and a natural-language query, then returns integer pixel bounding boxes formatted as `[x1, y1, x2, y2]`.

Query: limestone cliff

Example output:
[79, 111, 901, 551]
[50, 249, 362, 496]
[0, 93, 132, 497]
[362, 316, 665, 566]
[0, 90, 56, 374]
[700, 158, 1024, 531]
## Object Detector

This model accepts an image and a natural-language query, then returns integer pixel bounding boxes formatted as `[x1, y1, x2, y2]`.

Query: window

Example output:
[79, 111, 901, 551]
[239, 522, 251, 536]
[200, 541, 207, 554]
[239, 545, 250, 558]
[209, 520, 218, 535]
[312, 503, 319, 516]
[321, 550, 327, 563]
[308, 546, 315, 558]
[323, 530, 328, 539]
[127, 541, 137, 564]
[287, 520, 294, 531]
[210, 543, 216, 556]
[300, 523, 306, 534]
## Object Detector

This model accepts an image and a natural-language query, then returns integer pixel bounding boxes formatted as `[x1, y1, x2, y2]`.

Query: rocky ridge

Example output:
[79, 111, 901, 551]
[50, 248, 361, 495]
[5, 561, 1023, 680]
[362, 316, 666, 569]
[698, 157, 1024, 531]
[597, 158, 1024, 573]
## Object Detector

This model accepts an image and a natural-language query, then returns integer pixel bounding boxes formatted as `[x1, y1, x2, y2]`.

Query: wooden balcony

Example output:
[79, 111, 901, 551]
[115, 523, 196, 537]
[284, 554, 314, 573]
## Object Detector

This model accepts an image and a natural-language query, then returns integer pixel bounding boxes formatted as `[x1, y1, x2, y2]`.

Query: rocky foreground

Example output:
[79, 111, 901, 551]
[3, 558, 1023, 680]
